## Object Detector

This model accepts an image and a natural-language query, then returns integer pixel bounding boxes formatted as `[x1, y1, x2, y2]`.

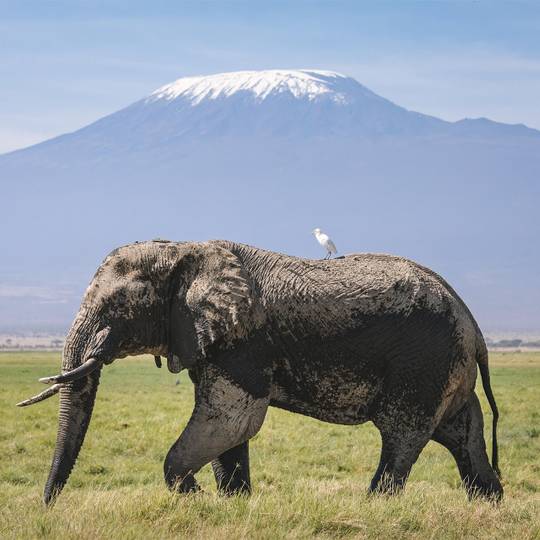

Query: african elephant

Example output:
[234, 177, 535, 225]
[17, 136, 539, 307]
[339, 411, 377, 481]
[18, 240, 502, 504]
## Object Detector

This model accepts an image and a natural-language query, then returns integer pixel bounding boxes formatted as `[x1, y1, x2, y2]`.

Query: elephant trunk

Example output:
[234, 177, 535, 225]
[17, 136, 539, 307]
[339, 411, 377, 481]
[43, 316, 105, 505]
[43, 371, 101, 504]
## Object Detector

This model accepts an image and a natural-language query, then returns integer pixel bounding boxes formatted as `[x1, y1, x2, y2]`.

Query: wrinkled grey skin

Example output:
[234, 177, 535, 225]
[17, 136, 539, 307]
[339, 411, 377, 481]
[22, 240, 502, 504]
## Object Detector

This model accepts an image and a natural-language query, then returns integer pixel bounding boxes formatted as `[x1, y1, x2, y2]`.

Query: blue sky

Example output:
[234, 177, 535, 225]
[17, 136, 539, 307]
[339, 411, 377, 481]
[1, 0, 539, 153]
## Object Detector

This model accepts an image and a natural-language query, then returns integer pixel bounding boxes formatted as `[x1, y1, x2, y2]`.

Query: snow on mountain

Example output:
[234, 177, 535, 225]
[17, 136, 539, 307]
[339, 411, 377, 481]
[148, 69, 357, 104]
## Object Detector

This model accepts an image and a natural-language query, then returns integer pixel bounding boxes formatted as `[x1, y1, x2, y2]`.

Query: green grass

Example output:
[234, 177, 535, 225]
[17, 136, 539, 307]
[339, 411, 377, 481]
[1, 351, 539, 539]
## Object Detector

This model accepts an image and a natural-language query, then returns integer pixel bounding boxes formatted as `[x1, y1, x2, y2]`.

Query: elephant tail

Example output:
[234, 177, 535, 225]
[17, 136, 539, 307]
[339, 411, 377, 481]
[477, 343, 501, 478]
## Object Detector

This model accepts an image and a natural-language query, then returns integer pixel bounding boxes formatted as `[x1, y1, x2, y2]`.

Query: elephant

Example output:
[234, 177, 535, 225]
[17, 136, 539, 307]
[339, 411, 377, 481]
[18, 239, 503, 504]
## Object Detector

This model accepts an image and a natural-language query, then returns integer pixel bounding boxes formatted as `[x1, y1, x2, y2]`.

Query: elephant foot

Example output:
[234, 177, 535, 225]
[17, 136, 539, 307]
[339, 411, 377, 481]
[216, 476, 251, 496]
[164, 469, 200, 493]
[464, 475, 503, 502]
[368, 472, 406, 496]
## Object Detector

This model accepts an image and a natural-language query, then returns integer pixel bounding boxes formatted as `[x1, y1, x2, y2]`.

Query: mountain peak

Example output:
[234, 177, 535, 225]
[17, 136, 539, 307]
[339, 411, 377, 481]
[147, 69, 366, 105]
[3, 68, 538, 162]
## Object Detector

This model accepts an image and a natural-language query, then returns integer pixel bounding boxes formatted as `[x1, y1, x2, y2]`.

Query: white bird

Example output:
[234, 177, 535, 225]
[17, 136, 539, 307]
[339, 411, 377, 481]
[313, 228, 337, 259]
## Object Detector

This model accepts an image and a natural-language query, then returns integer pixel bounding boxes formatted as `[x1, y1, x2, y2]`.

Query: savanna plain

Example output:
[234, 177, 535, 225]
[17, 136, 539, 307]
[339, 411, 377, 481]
[1, 351, 538, 539]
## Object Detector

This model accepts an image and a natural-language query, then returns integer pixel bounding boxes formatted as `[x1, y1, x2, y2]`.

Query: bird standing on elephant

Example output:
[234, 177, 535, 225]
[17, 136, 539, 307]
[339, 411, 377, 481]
[313, 228, 337, 259]
[18, 239, 502, 504]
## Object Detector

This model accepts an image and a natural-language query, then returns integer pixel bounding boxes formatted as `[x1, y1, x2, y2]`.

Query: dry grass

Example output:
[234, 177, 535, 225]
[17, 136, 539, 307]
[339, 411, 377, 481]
[1, 351, 539, 539]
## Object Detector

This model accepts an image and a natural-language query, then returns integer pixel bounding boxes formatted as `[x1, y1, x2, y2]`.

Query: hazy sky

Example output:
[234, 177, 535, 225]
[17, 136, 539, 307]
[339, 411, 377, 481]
[1, 0, 539, 154]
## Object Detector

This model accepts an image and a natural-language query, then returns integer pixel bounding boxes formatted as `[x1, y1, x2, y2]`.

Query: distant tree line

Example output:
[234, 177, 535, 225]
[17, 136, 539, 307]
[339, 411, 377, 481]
[486, 338, 540, 348]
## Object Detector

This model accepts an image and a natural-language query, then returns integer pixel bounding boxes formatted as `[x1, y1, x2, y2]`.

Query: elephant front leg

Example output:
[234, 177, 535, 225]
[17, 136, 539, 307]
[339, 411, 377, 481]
[164, 366, 269, 494]
[212, 441, 251, 495]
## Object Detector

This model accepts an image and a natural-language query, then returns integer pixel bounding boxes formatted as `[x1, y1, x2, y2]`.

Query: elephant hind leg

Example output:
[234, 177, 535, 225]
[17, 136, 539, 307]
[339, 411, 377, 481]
[432, 392, 503, 500]
[369, 425, 433, 495]
[212, 441, 251, 495]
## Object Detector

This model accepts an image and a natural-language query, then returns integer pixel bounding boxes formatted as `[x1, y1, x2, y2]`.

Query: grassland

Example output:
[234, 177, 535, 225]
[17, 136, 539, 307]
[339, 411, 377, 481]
[0, 351, 539, 539]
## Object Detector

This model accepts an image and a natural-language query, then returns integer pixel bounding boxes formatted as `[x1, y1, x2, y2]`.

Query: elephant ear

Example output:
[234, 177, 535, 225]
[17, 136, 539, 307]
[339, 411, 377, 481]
[182, 244, 265, 358]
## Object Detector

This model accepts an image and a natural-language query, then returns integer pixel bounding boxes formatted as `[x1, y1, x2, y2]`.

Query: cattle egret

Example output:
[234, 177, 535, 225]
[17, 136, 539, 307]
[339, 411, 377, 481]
[313, 228, 337, 259]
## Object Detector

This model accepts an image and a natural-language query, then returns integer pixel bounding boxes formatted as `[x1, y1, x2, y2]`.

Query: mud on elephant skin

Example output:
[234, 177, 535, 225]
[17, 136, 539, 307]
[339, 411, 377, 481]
[18, 239, 502, 504]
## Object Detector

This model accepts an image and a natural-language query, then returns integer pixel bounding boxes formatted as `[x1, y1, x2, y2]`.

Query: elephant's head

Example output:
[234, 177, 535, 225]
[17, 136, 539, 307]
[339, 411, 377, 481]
[17, 240, 263, 504]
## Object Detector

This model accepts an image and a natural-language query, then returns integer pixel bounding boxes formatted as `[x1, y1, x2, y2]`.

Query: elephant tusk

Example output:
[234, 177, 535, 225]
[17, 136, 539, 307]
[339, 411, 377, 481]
[17, 383, 62, 407]
[39, 357, 102, 384]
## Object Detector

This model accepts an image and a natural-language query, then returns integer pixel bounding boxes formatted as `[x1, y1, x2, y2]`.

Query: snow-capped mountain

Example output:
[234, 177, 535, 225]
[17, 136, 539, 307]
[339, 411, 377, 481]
[3, 69, 538, 164]
[136, 68, 446, 138]
[1, 69, 539, 332]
